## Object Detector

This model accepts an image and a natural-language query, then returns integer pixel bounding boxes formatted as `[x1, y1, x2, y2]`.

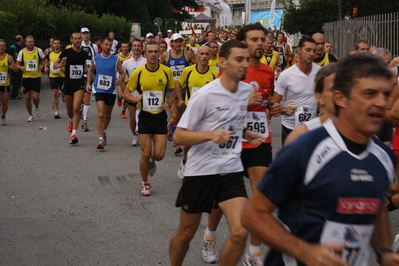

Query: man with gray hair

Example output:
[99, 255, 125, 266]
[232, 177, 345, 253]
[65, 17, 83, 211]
[373, 47, 391, 64]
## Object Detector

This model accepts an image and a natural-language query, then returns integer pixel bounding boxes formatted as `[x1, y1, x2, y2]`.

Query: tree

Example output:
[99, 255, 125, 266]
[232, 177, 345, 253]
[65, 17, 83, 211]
[283, 0, 399, 36]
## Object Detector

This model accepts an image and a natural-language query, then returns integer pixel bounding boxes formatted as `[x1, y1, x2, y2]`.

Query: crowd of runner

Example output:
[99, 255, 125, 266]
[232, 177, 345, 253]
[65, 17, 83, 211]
[1, 22, 399, 266]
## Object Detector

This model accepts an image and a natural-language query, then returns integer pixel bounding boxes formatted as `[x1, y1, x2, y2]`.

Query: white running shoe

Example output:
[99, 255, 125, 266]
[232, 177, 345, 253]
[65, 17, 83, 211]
[27, 115, 33, 122]
[1, 116, 6, 126]
[35, 107, 41, 118]
[131, 135, 139, 146]
[392, 231, 399, 253]
[177, 160, 185, 180]
[140, 182, 152, 196]
[242, 251, 264, 266]
[202, 235, 218, 264]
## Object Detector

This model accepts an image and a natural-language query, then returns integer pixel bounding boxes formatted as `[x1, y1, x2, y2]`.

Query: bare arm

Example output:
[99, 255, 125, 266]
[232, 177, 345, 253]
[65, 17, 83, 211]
[241, 189, 347, 266]
[384, 84, 399, 123]
[8, 56, 23, 72]
[86, 59, 95, 92]
[174, 127, 232, 146]
[370, 204, 399, 265]
[116, 60, 126, 91]
[160, 52, 167, 65]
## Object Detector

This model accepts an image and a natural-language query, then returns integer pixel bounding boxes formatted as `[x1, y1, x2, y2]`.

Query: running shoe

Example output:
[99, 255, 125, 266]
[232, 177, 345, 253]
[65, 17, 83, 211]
[81, 120, 89, 132]
[68, 121, 72, 133]
[202, 234, 218, 264]
[177, 160, 185, 180]
[117, 99, 122, 107]
[167, 123, 173, 141]
[173, 145, 183, 155]
[70, 134, 78, 144]
[54, 112, 61, 119]
[149, 160, 157, 176]
[131, 135, 139, 147]
[97, 139, 105, 149]
[1, 116, 6, 126]
[103, 133, 107, 146]
[27, 115, 33, 122]
[140, 182, 152, 196]
[34, 107, 41, 118]
[242, 251, 263, 266]
[121, 110, 127, 119]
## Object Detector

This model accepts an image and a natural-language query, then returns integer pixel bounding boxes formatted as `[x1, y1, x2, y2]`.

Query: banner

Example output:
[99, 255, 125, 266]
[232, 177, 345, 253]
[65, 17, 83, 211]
[250, 9, 284, 29]
[245, 0, 251, 24]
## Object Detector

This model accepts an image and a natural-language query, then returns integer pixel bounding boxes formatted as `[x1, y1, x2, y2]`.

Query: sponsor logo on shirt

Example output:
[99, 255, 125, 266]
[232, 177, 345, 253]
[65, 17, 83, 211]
[252, 113, 260, 121]
[337, 198, 381, 214]
[216, 106, 229, 111]
[350, 168, 373, 182]
[316, 146, 332, 164]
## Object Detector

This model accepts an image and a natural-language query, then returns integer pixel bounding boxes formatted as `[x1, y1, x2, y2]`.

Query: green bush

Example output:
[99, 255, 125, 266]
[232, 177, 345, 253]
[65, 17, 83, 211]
[0, 0, 132, 44]
[0, 11, 18, 46]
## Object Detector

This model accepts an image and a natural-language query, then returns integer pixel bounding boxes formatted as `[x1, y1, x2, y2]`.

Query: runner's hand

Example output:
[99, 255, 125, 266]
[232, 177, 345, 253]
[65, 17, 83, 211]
[211, 130, 233, 145]
[162, 102, 170, 111]
[380, 252, 399, 265]
[269, 101, 282, 117]
[248, 90, 262, 107]
[303, 243, 348, 266]
[177, 100, 185, 107]
[85, 84, 91, 93]
[132, 94, 142, 103]
[285, 105, 297, 116]
[244, 130, 264, 146]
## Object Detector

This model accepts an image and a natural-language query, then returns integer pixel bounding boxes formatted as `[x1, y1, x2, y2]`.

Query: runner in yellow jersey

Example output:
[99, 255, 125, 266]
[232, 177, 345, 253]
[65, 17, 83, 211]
[174, 46, 219, 180]
[16, 35, 46, 122]
[116, 42, 131, 118]
[0, 39, 22, 125]
[260, 35, 281, 69]
[45, 37, 65, 119]
[208, 41, 220, 72]
[124, 41, 175, 196]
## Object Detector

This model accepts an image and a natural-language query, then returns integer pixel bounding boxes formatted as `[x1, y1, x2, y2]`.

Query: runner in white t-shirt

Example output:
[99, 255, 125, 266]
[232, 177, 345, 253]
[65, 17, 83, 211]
[169, 39, 264, 266]
[273, 37, 320, 145]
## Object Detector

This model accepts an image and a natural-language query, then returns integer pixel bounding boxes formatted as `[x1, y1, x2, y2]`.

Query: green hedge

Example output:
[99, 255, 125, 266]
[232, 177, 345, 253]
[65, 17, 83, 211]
[0, 0, 131, 44]
[0, 11, 18, 46]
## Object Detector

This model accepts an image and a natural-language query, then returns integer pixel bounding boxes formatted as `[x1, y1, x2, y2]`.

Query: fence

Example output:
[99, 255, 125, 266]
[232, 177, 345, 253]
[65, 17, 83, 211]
[324, 12, 399, 59]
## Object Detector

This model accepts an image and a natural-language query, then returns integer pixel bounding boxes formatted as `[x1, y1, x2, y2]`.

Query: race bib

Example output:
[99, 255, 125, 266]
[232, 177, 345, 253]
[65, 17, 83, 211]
[244, 112, 269, 140]
[143, 91, 163, 111]
[50, 62, 60, 74]
[211, 125, 242, 159]
[0, 72, 7, 84]
[320, 220, 374, 266]
[97, 74, 113, 90]
[70, 65, 83, 79]
[26, 60, 37, 71]
[171, 65, 185, 81]
[294, 105, 317, 128]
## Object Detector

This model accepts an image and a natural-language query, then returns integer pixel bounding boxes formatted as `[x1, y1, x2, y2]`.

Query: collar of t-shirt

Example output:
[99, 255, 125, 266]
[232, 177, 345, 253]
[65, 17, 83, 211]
[337, 130, 367, 155]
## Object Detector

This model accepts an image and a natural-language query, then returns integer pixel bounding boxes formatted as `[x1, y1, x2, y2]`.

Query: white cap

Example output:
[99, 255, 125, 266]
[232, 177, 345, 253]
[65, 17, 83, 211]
[80, 27, 90, 33]
[171, 33, 183, 41]
[167, 29, 173, 33]
[146, 33, 154, 38]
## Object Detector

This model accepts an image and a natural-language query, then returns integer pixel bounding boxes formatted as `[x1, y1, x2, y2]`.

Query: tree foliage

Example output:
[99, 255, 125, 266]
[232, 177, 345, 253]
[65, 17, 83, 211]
[283, 0, 399, 36]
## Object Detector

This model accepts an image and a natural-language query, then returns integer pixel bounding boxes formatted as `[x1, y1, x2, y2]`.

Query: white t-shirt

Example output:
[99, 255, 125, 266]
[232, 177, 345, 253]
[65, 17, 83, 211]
[274, 63, 320, 130]
[178, 79, 251, 176]
[111, 39, 118, 54]
[122, 56, 147, 78]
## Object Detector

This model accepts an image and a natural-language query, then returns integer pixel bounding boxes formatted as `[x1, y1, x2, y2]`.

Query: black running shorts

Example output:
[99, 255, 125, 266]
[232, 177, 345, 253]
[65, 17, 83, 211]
[95, 93, 117, 107]
[22, 77, 41, 93]
[138, 110, 167, 134]
[241, 143, 272, 178]
[175, 173, 247, 214]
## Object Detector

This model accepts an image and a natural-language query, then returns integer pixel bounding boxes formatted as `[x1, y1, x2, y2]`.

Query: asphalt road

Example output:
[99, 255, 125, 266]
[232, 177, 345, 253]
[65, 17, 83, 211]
[0, 75, 397, 265]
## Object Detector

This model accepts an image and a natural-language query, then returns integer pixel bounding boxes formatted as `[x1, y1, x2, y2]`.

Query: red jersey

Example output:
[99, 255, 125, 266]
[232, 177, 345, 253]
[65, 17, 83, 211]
[242, 63, 274, 148]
